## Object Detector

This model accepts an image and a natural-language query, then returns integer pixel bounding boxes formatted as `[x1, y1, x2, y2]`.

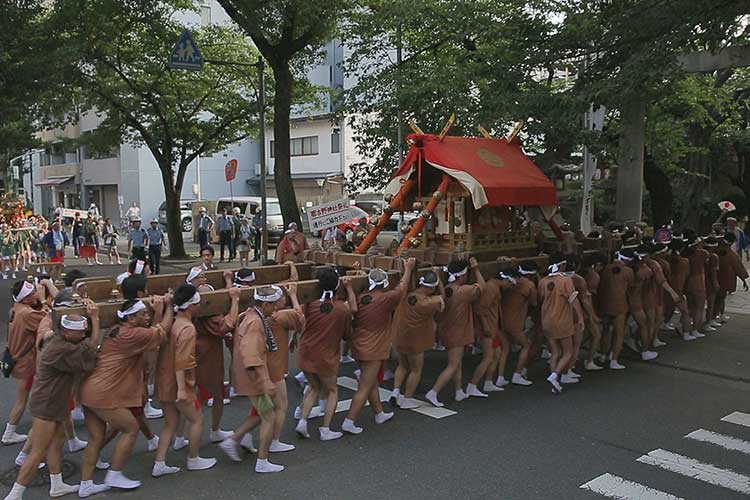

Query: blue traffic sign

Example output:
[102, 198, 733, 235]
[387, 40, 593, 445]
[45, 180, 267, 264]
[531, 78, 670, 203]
[169, 30, 204, 71]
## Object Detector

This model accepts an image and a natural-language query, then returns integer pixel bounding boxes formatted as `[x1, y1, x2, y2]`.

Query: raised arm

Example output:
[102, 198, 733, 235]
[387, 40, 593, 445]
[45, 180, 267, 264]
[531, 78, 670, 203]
[397, 258, 416, 298]
[342, 276, 358, 314]
[469, 257, 486, 291]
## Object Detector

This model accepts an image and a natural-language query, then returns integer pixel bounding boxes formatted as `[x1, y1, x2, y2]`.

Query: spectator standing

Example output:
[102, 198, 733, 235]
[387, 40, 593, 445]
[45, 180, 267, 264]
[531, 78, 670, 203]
[128, 217, 148, 260]
[102, 218, 121, 265]
[88, 203, 100, 218]
[71, 213, 83, 258]
[196, 207, 213, 249]
[236, 217, 254, 268]
[41, 220, 69, 264]
[125, 202, 140, 224]
[231, 207, 242, 261]
[252, 208, 264, 262]
[146, 219, 168, 274]
[216, 208, 234, 262]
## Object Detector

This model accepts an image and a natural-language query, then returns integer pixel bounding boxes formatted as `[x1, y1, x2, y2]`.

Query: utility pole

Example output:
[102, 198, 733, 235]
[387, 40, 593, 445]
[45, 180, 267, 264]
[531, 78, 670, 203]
[396, 23, 405, 237]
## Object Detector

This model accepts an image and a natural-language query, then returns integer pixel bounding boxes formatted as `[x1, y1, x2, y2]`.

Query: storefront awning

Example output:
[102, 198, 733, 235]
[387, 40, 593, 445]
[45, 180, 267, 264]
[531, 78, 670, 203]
[35, 176, 75, 186]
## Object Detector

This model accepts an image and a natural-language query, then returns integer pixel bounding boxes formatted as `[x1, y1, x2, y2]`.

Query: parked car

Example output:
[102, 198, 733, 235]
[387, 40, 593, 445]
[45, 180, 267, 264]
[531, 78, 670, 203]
[158, 200, 194, 232]
[214, 197, 284, 245]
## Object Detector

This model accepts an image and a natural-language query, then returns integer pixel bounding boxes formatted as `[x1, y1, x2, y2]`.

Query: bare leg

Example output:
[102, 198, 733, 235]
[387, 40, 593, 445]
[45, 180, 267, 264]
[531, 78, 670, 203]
[393, 353, 409, 394]
[320, 376, 339, 428]
[271, 381, 288, 441]
[470, 336, 494, 386]
[155, 404, 178, 462]
[251, 397, 274, 460]
[175, 400, 203, 459]
[15, 419, 57, 485]
[8, 377, 30, 425]
[403, 353, 424, 398]
[81, 410, 106, 481]
[430, 347, 463, 394]
[345, 361, 381, 422]
[610, 314, 626, 362]
[92, 408, 139, 472]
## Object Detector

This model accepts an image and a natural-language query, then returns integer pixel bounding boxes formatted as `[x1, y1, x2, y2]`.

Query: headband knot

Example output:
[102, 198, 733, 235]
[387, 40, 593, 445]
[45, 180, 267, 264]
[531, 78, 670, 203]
[174, 291, 200, 312]
[117, 300, 146, 319]
[255, 285, 284, 303]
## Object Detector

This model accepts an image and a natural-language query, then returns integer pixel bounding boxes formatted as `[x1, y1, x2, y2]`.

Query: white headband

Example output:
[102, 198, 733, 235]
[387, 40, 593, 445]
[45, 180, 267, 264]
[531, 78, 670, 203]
[186, 267, 203, 283]
[134, 260, 145, 275]
[547, 261, 566, 275]
[116, 272, 131, 285]
[74, 281, 86, 290]
[60, 315, 88, 331]
[13, 282, 34, 303]
[320, 290, 335, 302]
[518, 266, 536, 276]
[175, 291, 201, 311]
[443, 266, 468, 283]
[688, 239, 700, 247]
[255, 285, 284, 303]
[635, 251, 648, 258]
[499, 272, 517, 284]
[418, 276, 438, 288]
[117, 300, 146, 319]
[234, 271, 256, 283]
[368, 274, 389, 291]
[616, 252, 633, 262]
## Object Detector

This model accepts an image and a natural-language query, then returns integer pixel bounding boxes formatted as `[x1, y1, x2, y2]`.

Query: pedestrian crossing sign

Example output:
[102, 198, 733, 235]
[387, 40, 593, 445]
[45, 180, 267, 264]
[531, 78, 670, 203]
[169, 30, 204, 71]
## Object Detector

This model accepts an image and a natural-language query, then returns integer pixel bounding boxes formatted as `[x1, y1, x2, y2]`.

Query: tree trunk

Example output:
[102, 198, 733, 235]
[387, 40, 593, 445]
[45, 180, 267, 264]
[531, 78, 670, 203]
[643, 151, 674, 227]
[157, 160, 187, 258]
[271, 63, 302, 229]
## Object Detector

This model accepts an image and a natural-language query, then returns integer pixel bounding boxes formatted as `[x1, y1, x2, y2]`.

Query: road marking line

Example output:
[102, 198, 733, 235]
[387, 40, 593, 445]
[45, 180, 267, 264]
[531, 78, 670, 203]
[685, 429, 750, 455]
[336, 376, 456, 419]
[636, 448, 750, 494]
[721, 411, 750, 428]
[580, 473, 684, 500]
[334, 399, 352, 412]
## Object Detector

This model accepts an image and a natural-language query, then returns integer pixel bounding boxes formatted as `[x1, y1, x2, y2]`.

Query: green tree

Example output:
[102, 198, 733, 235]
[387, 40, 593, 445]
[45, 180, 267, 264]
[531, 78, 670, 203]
[52, 0, 261, 257]
[0, 1, 55, 193]
[216, 0, 352, 228]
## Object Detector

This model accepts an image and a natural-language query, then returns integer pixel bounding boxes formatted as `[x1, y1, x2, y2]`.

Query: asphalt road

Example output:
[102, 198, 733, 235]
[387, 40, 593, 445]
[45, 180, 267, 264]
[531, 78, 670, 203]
[0, 260, 749, 500]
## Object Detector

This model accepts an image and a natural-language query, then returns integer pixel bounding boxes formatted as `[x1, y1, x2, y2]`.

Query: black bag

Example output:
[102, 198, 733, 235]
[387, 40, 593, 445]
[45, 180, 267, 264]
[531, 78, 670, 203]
[1, 343, 33, 378]
[0, 348, 15, 378]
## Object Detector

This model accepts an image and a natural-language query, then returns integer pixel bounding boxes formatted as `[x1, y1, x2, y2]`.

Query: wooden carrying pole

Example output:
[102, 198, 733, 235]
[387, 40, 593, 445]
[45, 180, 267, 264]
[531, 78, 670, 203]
[395, 174, 451, 256]
[355, 179, 416, 254]
[53, 271, 401, 328]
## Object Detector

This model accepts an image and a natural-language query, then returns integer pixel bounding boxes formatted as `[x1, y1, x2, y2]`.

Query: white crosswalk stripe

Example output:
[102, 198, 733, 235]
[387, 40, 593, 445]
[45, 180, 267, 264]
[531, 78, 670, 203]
[580, 473, 684, 499]
[582, 411, 750, 498]
[336, 376, 457, 419]
[636, 448, 750, 494]
[685, 428, 750, 455]
[721, 411, 750, 429]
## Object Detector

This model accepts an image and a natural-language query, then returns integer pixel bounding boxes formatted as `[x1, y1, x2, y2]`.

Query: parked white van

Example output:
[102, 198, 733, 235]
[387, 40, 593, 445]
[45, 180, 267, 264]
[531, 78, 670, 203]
[214, 196, 285, 245]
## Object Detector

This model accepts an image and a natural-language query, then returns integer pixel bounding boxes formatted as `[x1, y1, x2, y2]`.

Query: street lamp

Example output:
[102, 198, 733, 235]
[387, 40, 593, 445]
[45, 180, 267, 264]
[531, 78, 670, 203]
[169, 30, 268, 262]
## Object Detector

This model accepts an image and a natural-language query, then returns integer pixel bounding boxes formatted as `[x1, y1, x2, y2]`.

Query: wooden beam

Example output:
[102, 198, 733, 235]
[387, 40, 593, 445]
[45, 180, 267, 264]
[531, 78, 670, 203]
[478, 125, 492, 139]
[507, 120, 525, 142]
[145, 264, 315, 295]
[53, 271, 402, 328]
[438, 113, 456, 141]
[408, 119, 424, 135]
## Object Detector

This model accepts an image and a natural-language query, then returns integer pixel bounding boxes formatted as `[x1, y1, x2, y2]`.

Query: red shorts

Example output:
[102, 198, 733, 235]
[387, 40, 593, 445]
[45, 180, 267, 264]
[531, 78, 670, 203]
[492, 335, 501, 349]
[50, 251, 63, 263]
[68, 398, 75, 412]
[80, 246, 96, 258]
[129, 407, 144, 417]
[251, 407, 259, 417]
[25, 374, 34, 391]
[197, 385, 226, 402]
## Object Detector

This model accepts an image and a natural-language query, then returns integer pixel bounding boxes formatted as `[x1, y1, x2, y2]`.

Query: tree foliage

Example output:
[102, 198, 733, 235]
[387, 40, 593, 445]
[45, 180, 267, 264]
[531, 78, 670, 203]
[217, 0, 353, 228]
[52, 0, 261, 256]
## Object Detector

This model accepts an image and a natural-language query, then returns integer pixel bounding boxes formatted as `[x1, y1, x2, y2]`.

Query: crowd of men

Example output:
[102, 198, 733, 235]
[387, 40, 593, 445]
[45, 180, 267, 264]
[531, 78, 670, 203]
[0, 215, 747, 499]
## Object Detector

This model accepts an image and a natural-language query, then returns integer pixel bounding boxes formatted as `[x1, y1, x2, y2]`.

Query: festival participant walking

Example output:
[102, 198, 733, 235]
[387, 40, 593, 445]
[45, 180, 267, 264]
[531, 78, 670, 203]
[223, 286, 287, 473]
[715, 233, 749, 323]
[683, 234, 710, 338]
[598, 248, 635, 369]
[538, 255, 582, 394]
[2, 301, 103, 500]
[293, 271, 356, 441]
[78, 294, 174, 495]
[391, 270, 445, 408]
[702, 237, 721, 332]
[425, 257, 485, 407]
[495, 262, 538, 386]
[193, 273, 241, 443]
[152, 284, 217, 477]
[3, 280, 57, 445]
[467, 269, 503, 397]
[580, 253, 607, 369]
[342, 259, 415, 433]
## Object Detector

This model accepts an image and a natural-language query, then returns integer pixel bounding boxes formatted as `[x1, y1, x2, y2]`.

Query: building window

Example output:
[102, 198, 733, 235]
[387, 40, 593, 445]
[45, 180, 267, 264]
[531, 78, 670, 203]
[200, 4, 211, 25]
[331, 130, 340, 153]
[269, 136, 319, 158]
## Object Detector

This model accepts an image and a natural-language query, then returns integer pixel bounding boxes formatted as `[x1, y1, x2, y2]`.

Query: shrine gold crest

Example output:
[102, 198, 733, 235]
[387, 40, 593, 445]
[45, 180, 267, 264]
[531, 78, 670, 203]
[477, 148, 504, 168]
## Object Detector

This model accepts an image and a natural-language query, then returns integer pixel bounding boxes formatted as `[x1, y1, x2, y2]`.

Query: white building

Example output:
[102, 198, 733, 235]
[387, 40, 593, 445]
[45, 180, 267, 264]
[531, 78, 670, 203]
[23, 2, 364, 225]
